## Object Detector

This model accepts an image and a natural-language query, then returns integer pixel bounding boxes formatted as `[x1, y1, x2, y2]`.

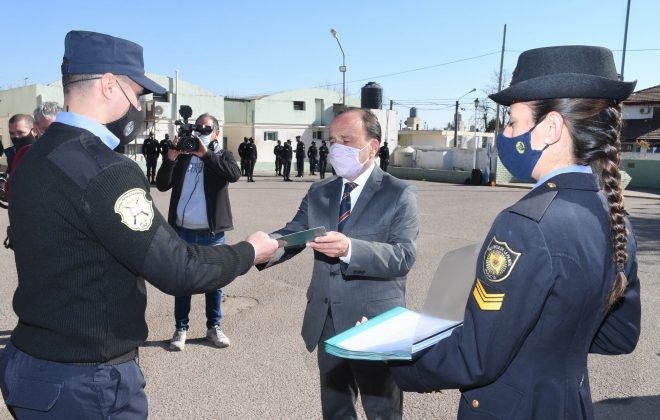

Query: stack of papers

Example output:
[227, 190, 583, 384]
[325, 306, 461, 361]
[324, 243, 482, 361]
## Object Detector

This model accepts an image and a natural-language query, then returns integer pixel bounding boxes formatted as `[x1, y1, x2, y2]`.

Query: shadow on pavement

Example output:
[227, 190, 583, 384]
[142, 337, 222, 351]
[594, 395, 660, 420]
[629, 215, 660, 255]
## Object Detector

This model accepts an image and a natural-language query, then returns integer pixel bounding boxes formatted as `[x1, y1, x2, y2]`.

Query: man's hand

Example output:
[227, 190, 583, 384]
[167, 140, 182, 162]
[307, 231, 350, 258]
[246, 231, 279, 264]
[191, 135, 208, 158]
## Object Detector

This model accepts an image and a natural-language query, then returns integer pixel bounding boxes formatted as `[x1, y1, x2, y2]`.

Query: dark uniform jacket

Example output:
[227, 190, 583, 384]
[319, 145, 329, 160]
[9, 123, 254, 363]
[283, 143, 293, 160]
[156, 141, 241, 235]
[274, 144, 283, 160]
[142, 138, 159, 158]
[390, 172, 641, 420]
[379, 145, 389, 161]
[245, 142, 257, 160]
[307, 145, 318, 160]
[295, 142, 305, 159]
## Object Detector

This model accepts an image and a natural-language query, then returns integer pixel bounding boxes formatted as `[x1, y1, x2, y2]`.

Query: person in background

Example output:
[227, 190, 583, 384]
[295, 136, 305, 177]
[33, 101, 63, 138]
[0, 30, 277, 418]
[238, 137, 248, 176]
[318, 140, 329, 179]
[156, 112, 243, 351]
[274, 139, 283, 176]
[142, 132, 159, 184]
[378, 140, 390, 172]
[307, 140, 318, 176]
[159, 133, 171, 161]
[5, 115, 36, 175]
[389, 45, 641, 420]
[244, 137, 257, 183]
[282, 139, 293, 182]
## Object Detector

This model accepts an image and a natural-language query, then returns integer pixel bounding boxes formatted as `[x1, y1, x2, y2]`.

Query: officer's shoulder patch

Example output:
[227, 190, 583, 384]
[472, 278, 505, 311]
[508, 184, 558, 222]
[482, 236, 521, 283]
[114, 188, 154, 231]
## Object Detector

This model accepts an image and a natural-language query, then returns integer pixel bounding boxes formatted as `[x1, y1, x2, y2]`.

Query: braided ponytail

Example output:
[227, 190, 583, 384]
[531, 99, 628, 306]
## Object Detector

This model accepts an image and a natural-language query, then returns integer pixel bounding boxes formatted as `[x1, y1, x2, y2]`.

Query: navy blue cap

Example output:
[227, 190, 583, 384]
[61, 30, 166, 95]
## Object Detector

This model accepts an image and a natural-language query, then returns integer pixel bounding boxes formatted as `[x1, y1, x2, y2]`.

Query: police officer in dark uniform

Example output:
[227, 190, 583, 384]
[245, 137, 257, 182]
[389, 46, 641, 419]
[141, 132, 160, 184]
[378, 140, 390, 172]
[159, 133, 171, 161]
[318, 140, 329, 179]
[273, 139, 283, 176]
[295, 136, 305, 177]
[282, 139, 293, 182]
[0, 30, 277, 419]
[238, 137, 248, 176]
[307, 140, 318, 176]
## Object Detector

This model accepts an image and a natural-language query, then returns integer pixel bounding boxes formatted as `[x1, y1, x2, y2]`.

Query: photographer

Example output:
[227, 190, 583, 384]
[156, 112, 241, 350]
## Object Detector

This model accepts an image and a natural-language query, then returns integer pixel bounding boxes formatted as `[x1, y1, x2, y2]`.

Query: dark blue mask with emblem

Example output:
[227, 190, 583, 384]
[496, 115, 548, 182]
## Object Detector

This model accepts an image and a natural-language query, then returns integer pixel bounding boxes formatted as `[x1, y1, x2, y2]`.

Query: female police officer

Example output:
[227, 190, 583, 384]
[389, 46, 641, 419]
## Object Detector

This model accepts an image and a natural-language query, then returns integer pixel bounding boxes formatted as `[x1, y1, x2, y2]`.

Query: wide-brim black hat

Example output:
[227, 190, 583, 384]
[489, 45, 636, 106]
[62, 30, 166, 95]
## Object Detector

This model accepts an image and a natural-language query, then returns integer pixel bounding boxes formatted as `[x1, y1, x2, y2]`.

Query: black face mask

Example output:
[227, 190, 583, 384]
[11, 134, 35, 149]
[105, 83, 143, 146]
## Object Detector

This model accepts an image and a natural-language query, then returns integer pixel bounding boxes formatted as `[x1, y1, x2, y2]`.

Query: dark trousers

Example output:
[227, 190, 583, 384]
[309, 159, 317, 175]
[146, 157, 158, 180]
[317, 315, 402, 420]
[283, 160, 292, 180]
[240, 159, 246, 176]
[0, 343, 147, 419]
[380, 159, 389, 172]
[245, 159, 255, 181]
[296, 158, 304, 176]
[319, 159, 327, 179]
[275, 158, 282, 175]
[174, 228, 225, 330]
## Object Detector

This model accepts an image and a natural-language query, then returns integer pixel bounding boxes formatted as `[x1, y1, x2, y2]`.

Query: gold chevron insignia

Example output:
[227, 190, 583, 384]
[473, 279, 505, 311]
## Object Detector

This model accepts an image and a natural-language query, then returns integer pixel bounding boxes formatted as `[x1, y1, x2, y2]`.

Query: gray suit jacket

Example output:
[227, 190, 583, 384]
[260, 166, 418, 351]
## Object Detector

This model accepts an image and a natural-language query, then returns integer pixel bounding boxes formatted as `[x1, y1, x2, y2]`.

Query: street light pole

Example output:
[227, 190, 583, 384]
[330, 29, 346, 105]
[473, 98, 480, 169]
[453, 88, 476, 147]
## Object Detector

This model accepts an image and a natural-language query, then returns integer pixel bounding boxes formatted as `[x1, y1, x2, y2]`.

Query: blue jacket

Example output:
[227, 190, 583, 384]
[390, 172, 641, 419]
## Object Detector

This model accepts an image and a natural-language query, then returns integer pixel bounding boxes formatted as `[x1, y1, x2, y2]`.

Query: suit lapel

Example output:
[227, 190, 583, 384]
[342, 166, 383, 233]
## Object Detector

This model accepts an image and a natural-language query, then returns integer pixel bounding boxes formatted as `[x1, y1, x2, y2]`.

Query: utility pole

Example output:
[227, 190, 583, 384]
[494, 24, 506, 135]
[621, 0, 631, 80]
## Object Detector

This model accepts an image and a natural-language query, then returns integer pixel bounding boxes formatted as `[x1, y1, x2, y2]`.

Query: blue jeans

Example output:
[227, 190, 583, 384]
[174, 227, 225, 330]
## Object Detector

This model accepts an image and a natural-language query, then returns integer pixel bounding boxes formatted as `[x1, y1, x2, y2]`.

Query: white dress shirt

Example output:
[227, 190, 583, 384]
[339, 162, 376, 263]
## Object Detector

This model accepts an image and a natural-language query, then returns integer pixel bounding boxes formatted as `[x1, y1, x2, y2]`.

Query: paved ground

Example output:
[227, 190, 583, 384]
[0, 170, 658, 420]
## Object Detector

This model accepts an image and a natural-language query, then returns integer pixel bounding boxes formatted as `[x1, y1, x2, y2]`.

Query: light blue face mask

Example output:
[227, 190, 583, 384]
[195, 132, 212, 146]
[496, 115, 548, 182]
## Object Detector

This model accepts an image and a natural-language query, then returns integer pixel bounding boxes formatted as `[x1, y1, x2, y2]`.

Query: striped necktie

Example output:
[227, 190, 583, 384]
[338, 182, 358, 232]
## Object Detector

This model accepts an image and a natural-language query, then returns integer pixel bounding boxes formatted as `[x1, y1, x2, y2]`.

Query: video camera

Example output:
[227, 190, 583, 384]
[173, 105, 213, 153]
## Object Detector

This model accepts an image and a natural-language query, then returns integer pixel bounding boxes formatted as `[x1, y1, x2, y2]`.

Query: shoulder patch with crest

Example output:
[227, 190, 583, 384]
[114, 188, 154, 231]
[482, 236, 521, 283]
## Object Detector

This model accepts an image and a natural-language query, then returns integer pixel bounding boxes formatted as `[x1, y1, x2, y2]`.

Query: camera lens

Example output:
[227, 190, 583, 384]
[181, 137, 198, 152]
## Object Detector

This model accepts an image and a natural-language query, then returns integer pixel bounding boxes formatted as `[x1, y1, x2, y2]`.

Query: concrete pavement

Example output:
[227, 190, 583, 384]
[0, 170, 658, 419]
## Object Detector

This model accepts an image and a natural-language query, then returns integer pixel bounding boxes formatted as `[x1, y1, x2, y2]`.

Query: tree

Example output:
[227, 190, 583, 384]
[483, 69, 511, 131]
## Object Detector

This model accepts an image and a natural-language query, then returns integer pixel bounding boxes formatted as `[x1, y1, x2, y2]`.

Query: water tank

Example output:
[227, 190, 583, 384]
[410, 107, 418, 118]
[361, 82, 383, 109]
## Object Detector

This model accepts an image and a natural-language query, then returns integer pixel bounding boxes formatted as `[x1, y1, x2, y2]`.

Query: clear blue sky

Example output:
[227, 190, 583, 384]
[2, 0, 658, 129]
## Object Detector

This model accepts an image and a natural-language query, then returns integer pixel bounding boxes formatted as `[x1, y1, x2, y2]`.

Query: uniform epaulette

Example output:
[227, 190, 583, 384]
[508, 182, 558, 223]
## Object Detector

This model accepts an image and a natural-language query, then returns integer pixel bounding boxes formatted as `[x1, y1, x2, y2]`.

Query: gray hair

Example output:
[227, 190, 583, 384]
[196, 113, 220, 133]
[34, 102, 63, 123]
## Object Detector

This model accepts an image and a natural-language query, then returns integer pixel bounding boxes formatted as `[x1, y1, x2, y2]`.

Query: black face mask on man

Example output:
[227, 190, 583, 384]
[105, 82, 143, 146]
[11, 134, 35, 150]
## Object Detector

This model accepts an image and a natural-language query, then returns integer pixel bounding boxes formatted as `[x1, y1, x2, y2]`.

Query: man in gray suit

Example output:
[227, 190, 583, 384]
[259, 108, 418, 419]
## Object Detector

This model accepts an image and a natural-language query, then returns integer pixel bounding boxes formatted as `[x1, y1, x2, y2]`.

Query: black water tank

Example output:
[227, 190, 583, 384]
[361, 82, 383, 109]
[410, 107, 418, 118]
